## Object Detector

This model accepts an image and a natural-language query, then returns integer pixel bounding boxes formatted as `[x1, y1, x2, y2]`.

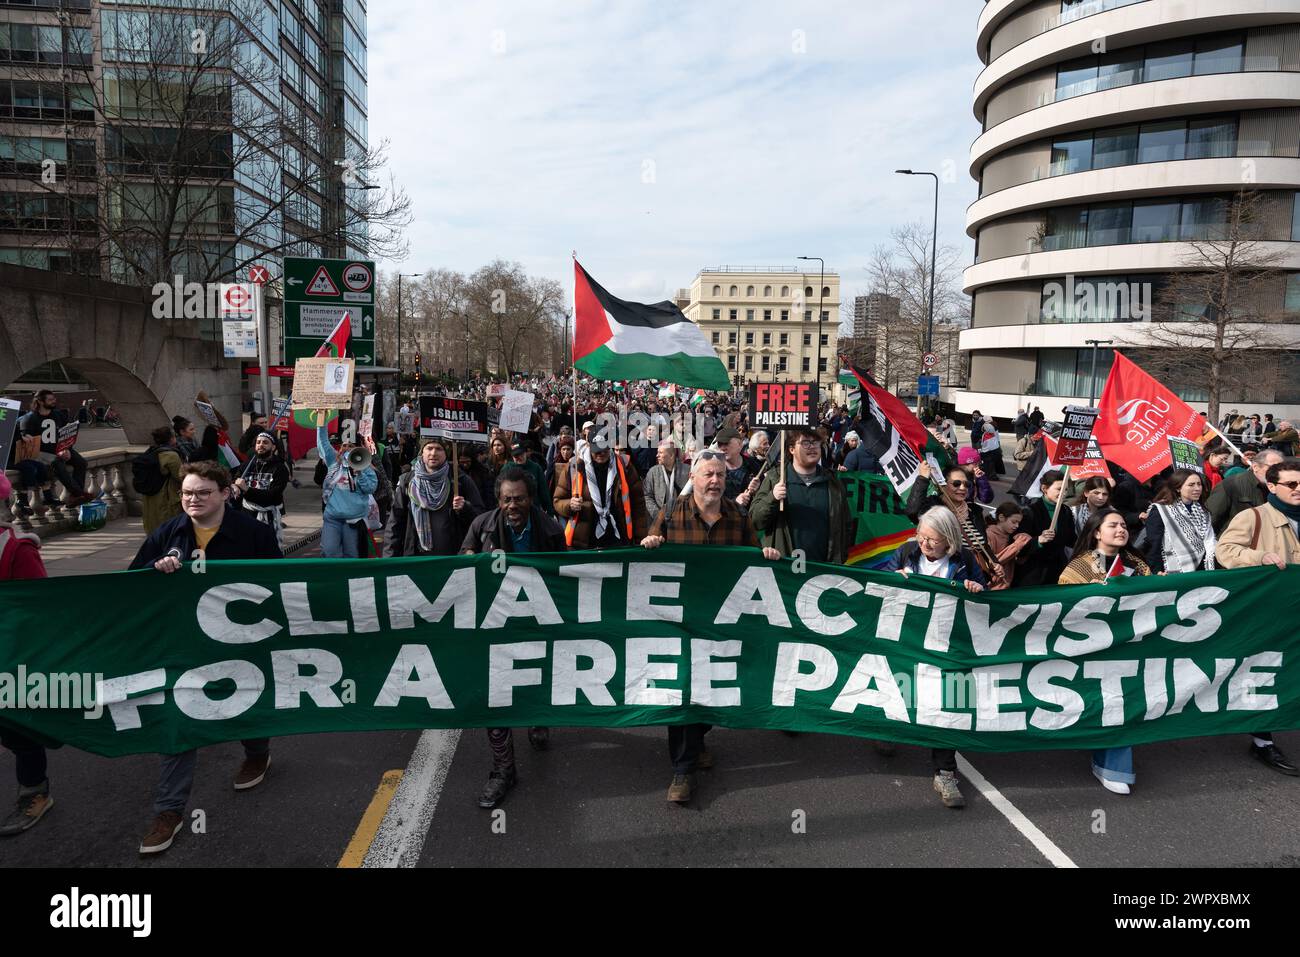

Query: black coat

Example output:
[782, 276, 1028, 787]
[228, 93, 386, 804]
[384, 471, 485, 557]
[1017, 497, 1077, 587]
[460, 505, 566, 554]
[129, 509, 282, 568]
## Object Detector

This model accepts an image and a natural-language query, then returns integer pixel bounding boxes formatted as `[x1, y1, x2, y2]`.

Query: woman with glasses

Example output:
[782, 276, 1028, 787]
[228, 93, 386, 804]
[1143, 469, 1215, 573]
[906, 459, 1004, 587]
[1058, 508, 1154, 795]
[883, 506, 986, 809]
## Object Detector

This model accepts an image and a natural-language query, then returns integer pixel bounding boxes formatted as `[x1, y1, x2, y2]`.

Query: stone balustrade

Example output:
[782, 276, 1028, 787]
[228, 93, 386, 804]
[2, 447, 146, 538]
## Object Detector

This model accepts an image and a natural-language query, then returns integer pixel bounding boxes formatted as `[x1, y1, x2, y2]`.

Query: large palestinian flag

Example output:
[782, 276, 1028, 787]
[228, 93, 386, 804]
[573, 260, 730, 390]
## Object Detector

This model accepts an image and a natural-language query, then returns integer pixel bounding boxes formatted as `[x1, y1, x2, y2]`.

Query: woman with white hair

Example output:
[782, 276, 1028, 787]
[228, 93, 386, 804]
[882, 506, 986, 810]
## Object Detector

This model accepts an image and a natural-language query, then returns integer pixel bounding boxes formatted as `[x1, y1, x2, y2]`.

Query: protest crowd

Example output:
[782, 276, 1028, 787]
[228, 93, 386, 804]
[2, 361, 1299, 854]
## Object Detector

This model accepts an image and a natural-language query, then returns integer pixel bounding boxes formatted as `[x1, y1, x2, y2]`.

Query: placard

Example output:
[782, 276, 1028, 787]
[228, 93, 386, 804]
[748, 381, 818, 430]
[395, 411, 416, 436]
[499, 389, 534, 433]
[1168, 436, 1205, 474]
[359, 394, 376, 439]
[55, 421, 79, 453]
[419, 395, 489, 444]
[193, 399, 221, 428]
[1052, 404, 1100, 466]
[291, 357, 355, 411]
[0, 397, 21, 470]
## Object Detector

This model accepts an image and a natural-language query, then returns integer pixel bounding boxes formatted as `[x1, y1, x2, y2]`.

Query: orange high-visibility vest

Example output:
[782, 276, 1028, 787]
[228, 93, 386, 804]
[564, 458, 633, 545]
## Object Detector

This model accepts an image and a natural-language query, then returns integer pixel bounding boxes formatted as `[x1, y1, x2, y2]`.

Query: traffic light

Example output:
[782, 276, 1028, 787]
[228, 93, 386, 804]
[413, 351, 422, 384]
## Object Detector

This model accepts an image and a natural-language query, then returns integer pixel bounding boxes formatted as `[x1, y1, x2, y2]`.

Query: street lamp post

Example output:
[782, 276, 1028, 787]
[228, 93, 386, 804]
[395, 272, 421, 387]
[464, 312, 471, 380]
[895, 168, 939, 355]
[797, 256, 825, 388]
[1085, 338, 1115, 406]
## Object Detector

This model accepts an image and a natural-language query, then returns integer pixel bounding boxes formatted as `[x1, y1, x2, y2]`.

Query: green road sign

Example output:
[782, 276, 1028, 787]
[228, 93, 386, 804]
[282, 257, 376, 365]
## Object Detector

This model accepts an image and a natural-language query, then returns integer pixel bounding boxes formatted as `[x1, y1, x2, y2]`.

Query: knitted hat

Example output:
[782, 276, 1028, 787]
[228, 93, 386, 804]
[957, 447, 981, 466]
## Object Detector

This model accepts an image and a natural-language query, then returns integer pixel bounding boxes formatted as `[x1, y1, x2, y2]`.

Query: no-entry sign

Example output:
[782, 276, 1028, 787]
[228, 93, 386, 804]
[749, 381, 819, 430]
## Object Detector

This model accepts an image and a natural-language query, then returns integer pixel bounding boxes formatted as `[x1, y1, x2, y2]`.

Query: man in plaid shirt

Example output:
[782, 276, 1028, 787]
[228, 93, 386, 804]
[642, 451, 779, 804]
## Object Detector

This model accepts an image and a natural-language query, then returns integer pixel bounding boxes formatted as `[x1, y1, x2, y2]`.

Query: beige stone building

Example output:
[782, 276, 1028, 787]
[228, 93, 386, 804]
[675, 267, 841, 391]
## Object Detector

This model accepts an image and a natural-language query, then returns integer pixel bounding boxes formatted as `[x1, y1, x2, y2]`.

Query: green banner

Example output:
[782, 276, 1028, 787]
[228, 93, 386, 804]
[1, 549, 1297, 757]
[840, 471, 915, 569]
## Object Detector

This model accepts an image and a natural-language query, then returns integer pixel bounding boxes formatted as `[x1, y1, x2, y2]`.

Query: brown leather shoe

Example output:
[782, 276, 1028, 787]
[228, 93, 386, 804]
[0, 783, 53, 836]
[139, 811, 184, 855]
[234, 753, 270, 791]
[667, 773, 693, 804]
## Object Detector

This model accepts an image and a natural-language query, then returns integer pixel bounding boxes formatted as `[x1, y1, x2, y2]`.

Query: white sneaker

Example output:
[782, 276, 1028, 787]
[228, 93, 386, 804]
[1093, 766, 1130, 795]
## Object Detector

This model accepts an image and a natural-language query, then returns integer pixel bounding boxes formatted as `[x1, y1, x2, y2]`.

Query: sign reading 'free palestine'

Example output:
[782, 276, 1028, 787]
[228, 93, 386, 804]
[0, 550, 1296, 758]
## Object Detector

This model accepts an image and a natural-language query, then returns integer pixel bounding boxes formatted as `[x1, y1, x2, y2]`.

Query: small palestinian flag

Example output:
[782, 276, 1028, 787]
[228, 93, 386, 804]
[689, 390, 706, 409]
[847, 364, 950, 498]
[1105, 553, 1133, 580]
[573, 260, 730, 391]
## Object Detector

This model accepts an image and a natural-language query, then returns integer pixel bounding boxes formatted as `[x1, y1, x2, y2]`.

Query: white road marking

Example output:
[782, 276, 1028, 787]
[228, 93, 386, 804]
[956, 754, 1077, 868]
[362, 729, 462, 868]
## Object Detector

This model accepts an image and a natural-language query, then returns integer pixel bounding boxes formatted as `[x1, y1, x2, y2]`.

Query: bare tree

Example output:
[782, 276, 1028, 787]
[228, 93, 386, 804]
[1128, 190, 1289, 423]
[18, 0, 410, 286]
[864, 223, 968, 394]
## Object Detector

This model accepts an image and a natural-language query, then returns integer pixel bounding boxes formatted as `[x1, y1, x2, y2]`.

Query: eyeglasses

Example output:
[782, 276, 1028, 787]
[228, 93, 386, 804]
[1274, 480, 1300, 491]
[795, 439, 821, 449]
[499, 495, 530, 505]
[181, 488, 219, 499]
[917, 536, 947, 547]
[948, 480, 969, 489]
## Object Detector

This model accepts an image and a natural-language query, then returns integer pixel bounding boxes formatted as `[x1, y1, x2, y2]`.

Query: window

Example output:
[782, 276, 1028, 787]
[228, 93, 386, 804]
[1131, 200, 1181, 243]
[1043, 205, 1089, 250]
[1145, 40, 1194, 82]
[746, 309, 754, 321]
[712, 285, 721, 295]
[1093, 125, 1138, 169]
[820, 334, 829, 346]
[728, 355, 736, 370]
[804, 286, 813, 296]
[712, 308, 720, 320]
[729, 309, 738, 321]
[1187, 118, 1236, 159]
[763, 285, 772, 296]
[762, 356, 770, 372]
[802, 357, 810, 373]
[781, 285, 790, 297]
[763, 309, 771, 321]
[1194, 36, 1243, 76]
[803, 334, 812, 346]
[1181, 196, 1228, 240]
[1035, 348, 1114, 397]
[711, 331, 720, 344]
[818, 358, 827, 373]
[780, 309, 789, 321]
[762, 332, 771, 345]
[778, 357, 788, 372]
[779, 333, 788, 346]
[820, 311, 829, 322]
[746, 285, 755, 296]
[745, 332, 754, 345]
[1138, 121, 1186, 164]
[728, 331, 737, 344]
[729, 285, 738, 296]
[821, 286, 830, 297]
[804, 310, 812, 321]
[1293, 192, 1300, 241]
[1087, 204, 1131, 246]
[1097, 50, 1142, 91]
[1051, 135, 1093, 175]
[744, 355, 753, 371]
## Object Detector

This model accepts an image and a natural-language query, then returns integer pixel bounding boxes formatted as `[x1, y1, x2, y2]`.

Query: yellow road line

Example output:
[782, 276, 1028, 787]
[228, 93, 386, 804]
[338, 769, 404, 868]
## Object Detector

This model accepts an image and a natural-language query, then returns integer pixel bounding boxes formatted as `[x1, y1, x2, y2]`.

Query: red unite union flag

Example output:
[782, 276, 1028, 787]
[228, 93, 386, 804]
[1093, 352, 1207, 482]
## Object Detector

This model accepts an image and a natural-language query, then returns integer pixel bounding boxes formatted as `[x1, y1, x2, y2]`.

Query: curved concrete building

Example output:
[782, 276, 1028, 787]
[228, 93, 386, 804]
[959, 0, 1300, 421]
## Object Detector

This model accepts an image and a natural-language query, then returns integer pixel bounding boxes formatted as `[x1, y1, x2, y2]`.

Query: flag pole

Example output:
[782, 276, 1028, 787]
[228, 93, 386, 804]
[1204, 422, 1247, 461]
[779, 429, 786, 512]
[452, 440, 460, 498]
[572, 250, 579, 436]
[1047, 465, 1070, 536]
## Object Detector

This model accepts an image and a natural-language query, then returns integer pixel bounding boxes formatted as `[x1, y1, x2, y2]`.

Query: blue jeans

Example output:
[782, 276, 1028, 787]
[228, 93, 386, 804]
[1092, 746, 1135, 785]
[321, 516, 360, 558]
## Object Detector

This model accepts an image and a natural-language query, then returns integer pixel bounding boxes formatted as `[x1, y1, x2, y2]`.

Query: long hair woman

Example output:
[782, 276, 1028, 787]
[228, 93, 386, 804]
[1069, 476, 1111, 530]
[1142, 469, 1215, 573]
[1058, 507, 1153, 796]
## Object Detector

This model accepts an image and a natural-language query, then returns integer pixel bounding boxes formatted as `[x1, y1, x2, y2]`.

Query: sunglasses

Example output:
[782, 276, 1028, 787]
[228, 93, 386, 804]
[695, 451, 727, 462]
[1274, 480, 1300, 491]
[948, 479, 969, 488]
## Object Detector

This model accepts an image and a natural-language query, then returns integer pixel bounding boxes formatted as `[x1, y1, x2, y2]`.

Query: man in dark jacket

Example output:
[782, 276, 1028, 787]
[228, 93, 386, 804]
[750, 427, 852, 564]
[129, 461, 282, 856]
[1206, 448, 1284, 534]
[460, 466, 564, 809]
[386, 437, 483, 557]
[231, 431, 291, 548]
[1013, 408, 1029, 440]
[19, 389, 91, 504]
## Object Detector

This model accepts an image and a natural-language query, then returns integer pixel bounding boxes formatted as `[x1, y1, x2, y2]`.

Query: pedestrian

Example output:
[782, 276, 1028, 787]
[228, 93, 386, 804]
[317, 421, 378, 558]
[1143, 469, 1215, 573]
[640, 451, 781, 804]
[1263, 419, 1297, 456]
[172, 416, 201, 463]
[841, 431, 880, 473]
[386, 437, 483, 557]
[1215, 456, 1300, 777]
[1206, 449, 1284, 534]
[1058, 508, 1153, 795]
[1069, 476, 1113, 530]
[984, 501, 1033, 587]
[1017, 470, 1077, 587]
[749, 427, 851, 564]
[508, 441, 549, 513]
[0, 471, 55, 838]
[553, 433, 647, 550]
[713, 427, 762, 507]
[460, 466, 565, 807]
[1014, 408, 1029, 441]
[1029, 406, 1044, 433]
[1202, 445, 1232, 490]
[18, 390, 91, 505]
[905, 459, 1002, 585]
[238, 413, 269, 457]
[1241, 414, 1263, 445]
[137, 426, 184, 533]
[978, 417, 1005, 476]
[231, 431, 291, 549]
[883, 506, 987, 808]
[129, 461, 282, 854]
[642, 437, 690, 528]
[955, 447, 995, 503]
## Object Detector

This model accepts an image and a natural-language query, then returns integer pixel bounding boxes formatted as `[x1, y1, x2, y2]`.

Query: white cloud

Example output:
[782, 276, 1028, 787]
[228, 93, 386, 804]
[369, 0, 982, 306]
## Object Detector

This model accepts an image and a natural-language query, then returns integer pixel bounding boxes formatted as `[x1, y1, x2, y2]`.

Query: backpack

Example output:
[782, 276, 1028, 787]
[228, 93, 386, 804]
[131, 446, 168, 496]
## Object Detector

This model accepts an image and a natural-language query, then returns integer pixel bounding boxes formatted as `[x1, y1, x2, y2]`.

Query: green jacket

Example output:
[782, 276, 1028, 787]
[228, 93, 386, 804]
[749, 464, 852, 564]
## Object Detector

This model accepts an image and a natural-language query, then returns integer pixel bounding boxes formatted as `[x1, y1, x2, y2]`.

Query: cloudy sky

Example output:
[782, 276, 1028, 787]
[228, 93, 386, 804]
[368, 0, 983, 312]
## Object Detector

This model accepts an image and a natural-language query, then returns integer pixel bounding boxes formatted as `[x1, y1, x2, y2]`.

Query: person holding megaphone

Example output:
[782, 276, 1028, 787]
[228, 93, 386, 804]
[317, 416, 378, 558]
